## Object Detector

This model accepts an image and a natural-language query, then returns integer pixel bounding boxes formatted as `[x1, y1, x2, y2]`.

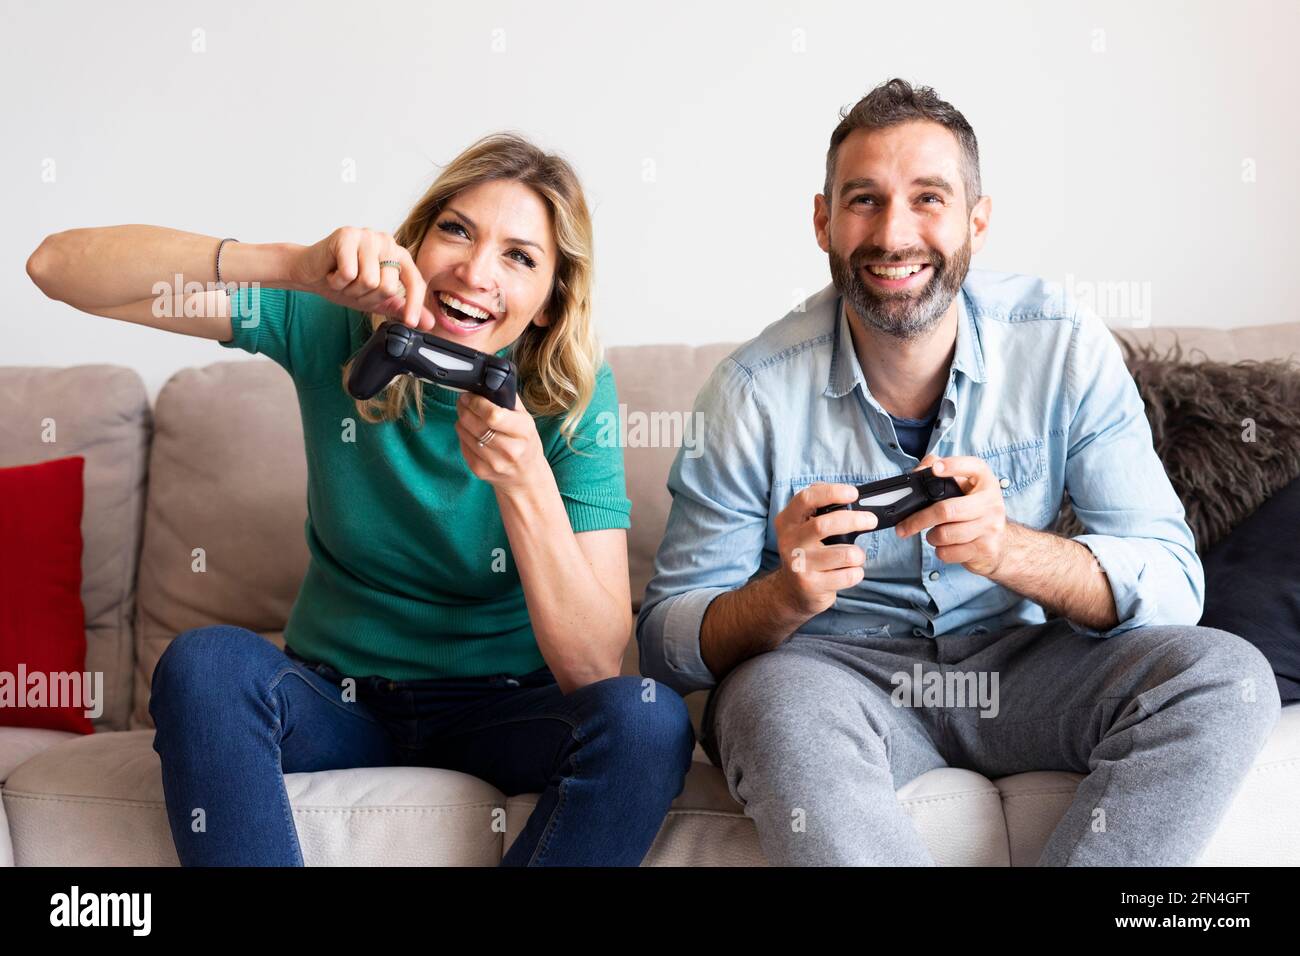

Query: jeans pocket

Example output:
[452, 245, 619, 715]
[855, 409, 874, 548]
[790, 623, 892, 648]
[283, 644, 345, 685]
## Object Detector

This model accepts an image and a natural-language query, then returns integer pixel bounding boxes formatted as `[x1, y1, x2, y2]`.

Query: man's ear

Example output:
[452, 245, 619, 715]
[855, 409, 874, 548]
[813, 192, 832, 253]
[969, 194, 992, 255]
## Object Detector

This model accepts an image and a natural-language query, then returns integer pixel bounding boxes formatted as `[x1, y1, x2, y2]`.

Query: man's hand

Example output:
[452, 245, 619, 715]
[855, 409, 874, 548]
[773, 483, 879, 616]
[894, 454, 1009, 577]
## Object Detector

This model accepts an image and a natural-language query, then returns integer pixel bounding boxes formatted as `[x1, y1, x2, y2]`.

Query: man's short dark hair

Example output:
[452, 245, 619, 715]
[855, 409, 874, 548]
[824, 78, 982, 212]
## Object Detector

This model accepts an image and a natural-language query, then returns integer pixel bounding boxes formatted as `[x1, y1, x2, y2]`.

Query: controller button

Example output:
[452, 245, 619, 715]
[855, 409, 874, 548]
[924, 479, 946, 497]
[484, 367, 507, 390]
[928, 570, 940, 581]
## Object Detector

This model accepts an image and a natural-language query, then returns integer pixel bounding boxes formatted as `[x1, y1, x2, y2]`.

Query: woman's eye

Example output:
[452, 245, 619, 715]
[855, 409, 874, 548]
[437, 221, 534, 267]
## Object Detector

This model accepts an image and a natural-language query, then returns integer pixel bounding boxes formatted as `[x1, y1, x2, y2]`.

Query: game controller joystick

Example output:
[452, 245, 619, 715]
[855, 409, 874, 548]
[347, 320, 518, 409]
[814, 467, 964, 545]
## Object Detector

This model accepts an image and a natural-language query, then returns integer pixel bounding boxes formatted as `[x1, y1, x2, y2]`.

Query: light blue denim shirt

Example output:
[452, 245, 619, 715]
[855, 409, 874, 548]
[636, 269, 1204, 695]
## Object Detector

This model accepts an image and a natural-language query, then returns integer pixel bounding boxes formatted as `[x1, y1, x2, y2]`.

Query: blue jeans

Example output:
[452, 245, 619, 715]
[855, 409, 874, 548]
[149, 625, 695, 866]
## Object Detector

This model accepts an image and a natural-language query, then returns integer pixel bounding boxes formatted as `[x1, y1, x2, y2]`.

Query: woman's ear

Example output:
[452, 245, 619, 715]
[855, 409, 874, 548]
[532, 308, 551, 328]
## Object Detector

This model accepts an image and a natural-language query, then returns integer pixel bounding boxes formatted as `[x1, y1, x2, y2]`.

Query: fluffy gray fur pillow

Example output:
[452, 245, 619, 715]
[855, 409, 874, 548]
[1051, 339, 1300, 554]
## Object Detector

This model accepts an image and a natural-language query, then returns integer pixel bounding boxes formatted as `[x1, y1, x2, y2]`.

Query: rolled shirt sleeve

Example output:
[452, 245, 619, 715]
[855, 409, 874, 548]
[636, 357, 772, 695]
[1062, 306, 1205, 638]
[218, 283, 290, 367]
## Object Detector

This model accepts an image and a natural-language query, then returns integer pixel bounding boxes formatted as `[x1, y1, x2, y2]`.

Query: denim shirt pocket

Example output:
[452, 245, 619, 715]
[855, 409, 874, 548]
[975, 438, 1055, 529]
[784, 473, 885, 563]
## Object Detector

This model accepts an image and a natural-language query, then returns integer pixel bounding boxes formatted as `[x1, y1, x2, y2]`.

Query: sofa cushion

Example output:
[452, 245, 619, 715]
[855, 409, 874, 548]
[0, 365, 149, 732]
[1, 730, 505, 865]
[0, 727, 76, 783]
[1199, 475, 1300, 702]
[130, 361, 309, 730]
[605, 343, 738, 609]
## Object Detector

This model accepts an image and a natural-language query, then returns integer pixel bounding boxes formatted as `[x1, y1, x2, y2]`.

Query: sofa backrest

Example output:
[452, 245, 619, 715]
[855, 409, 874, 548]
[0, 365, 149, 731]
[5, 320, 1299, 732]
[128, 362, 309, 729]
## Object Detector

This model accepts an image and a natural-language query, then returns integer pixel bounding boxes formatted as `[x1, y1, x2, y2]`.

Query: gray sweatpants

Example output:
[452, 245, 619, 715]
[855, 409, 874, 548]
[699, 619, 1281, 865]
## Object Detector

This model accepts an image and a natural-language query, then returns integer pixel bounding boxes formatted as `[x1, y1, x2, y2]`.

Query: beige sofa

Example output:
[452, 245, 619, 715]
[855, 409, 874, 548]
[3, 320, 1299, 867]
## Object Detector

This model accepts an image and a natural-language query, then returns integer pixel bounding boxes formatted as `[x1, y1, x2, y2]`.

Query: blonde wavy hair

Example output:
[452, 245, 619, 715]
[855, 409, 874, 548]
[339, 132, 599, 443]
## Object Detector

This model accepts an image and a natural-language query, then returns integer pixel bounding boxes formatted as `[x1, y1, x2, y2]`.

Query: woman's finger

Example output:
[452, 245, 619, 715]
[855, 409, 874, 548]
[384, 247, 431, 329]
[371, 240, 405, 303]
[326, 228, 361, 291]
[341, 230, 384, 305]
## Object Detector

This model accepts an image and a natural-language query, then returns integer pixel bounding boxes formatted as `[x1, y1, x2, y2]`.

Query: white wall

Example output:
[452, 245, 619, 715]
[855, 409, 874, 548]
[6, 0, 1297, 402]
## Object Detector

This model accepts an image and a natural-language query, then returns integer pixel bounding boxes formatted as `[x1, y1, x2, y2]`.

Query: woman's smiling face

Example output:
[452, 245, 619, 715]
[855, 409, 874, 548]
[414, 178, 556, 354]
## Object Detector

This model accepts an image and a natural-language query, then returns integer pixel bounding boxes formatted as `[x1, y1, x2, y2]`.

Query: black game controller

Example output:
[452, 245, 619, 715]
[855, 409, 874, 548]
[814, 467, 964, 545]
[347, 320, 518, 409]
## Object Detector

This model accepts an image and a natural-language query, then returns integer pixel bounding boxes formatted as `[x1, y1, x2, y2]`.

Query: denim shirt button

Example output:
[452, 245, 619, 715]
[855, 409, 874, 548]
[928, 570, 940, 581]
[999, 476, 1011, 489]
[912, 627, 925, 637]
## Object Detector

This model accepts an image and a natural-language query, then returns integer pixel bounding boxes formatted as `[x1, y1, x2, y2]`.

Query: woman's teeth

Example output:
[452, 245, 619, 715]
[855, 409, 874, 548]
[436, 291, 493, 326]
[868, 264, 927, 278]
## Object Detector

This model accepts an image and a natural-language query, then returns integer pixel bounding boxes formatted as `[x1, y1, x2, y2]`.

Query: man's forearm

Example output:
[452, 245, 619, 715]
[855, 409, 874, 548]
[986, 523, 1119, 631]
[699, 571, 812, 681]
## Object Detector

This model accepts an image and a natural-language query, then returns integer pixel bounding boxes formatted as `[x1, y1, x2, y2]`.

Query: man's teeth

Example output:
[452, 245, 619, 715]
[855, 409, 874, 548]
[868, 264, 926, 278]
[437, 292, 492, 322]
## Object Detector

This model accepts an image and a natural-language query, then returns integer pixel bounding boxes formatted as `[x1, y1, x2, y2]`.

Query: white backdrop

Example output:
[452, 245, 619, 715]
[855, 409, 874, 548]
[5, 0, 1297, 401]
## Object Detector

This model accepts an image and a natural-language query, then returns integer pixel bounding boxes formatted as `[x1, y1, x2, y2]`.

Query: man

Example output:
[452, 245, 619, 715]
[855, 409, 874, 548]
[636, 78, 1280, 866]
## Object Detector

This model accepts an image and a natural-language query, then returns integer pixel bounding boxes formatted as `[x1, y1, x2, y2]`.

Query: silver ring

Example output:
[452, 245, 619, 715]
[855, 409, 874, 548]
[378, 259, 401, 270]
[477, 427, 497, 448]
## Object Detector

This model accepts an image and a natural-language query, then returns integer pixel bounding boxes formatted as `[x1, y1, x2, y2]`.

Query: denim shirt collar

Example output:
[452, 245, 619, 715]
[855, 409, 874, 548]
[825, 287, 988, 400]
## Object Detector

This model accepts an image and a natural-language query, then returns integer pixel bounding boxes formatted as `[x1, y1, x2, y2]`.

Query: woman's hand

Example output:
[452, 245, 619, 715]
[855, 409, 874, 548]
[289, 226, 436, 330]
[454, 392, 548, 495]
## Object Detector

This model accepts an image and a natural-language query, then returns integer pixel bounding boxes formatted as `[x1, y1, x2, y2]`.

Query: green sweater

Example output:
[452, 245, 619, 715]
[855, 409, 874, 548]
[218, 285, 631, 681]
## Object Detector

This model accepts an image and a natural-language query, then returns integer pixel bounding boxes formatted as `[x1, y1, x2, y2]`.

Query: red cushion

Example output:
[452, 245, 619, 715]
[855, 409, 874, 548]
[0, 456, 95, 734]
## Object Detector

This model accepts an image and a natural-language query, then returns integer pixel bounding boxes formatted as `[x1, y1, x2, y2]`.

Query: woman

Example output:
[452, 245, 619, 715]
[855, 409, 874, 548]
[26, 132, 695, 866]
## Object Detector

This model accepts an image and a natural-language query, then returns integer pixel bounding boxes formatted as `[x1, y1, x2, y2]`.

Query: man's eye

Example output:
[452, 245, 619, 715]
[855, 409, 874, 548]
[918, 194, 942, 204]
[853, 195, 876, 205]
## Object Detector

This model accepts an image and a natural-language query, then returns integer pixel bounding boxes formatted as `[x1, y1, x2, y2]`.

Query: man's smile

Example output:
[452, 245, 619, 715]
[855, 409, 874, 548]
[862, 262, 933, 291]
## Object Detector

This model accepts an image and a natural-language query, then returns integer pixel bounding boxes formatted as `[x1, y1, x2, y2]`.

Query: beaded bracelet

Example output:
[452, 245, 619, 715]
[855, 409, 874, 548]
[215, 237, 238, 295]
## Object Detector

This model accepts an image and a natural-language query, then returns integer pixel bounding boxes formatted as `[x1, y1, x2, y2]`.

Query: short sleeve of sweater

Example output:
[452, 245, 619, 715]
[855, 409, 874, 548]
[218, 286, 358, 389]
[546, 361, 632, 533]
